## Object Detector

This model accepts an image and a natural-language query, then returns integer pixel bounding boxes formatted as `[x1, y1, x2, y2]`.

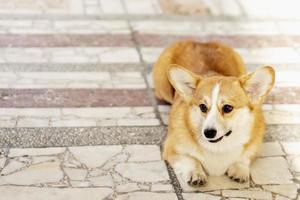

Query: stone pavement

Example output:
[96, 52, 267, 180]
[0, 0, 299, 199]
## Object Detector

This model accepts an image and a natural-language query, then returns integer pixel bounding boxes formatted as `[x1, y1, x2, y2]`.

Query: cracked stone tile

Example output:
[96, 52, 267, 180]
[70, 180, 91, 188]
[89, 174, 114, 187]
[102, 152, 129, 171]
[287, 155, 300, 172]
[225, 198, 248, 200]
[46, 181, 69, 188]
[115, 161, 169, 182]
[281, 142, 300, 155]
[64, 168, 87, 181]
[116, 183, 150, 193]
[208, 190, 221, 195]
[275, 195, 291, 200]
[63, 151, 82, 168]
[250, 157, 293, 184]
[88, 168, 107, 177]
[9, 147, 66, 157]
[125, 145, 161, 162]
[0, 159, 26, 175]
[151, 184, 174, 192]
[0, 186, 113, 200]
[222, 190, 272, 199]
[0, 161, 63, 185]
[257, 142, 285, 157]
[182, 193, 221, 200]
[262, 184, 298, 199]
[177, 175, 249, 192]
[69, 146, 122, 168]
[111, 172, 125, 184]
[16, 156, 31, 163]
[32, 156, 57, 165]
[0, 157, 6, 169]
[115, 192, 177, 200]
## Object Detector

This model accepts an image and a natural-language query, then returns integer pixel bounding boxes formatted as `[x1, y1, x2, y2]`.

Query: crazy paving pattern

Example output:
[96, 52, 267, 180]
[0, 0, 299, 199]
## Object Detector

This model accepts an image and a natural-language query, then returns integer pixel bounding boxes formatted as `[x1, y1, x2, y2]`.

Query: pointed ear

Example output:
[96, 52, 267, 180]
[239, 66, 275, 105]
[168, 64, 200, 102]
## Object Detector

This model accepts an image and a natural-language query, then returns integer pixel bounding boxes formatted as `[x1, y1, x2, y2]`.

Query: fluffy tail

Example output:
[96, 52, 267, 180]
[152, 47, 175, 104]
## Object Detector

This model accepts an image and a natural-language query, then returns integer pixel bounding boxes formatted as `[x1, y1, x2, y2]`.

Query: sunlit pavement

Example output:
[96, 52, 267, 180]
[0, 0, 299, 199]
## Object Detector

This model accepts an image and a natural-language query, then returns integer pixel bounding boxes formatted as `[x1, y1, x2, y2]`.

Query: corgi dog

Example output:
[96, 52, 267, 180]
[153, 41, 275, 186]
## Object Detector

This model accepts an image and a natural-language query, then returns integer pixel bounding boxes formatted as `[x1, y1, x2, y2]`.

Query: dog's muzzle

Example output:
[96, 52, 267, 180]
[208, 130, 232, 143]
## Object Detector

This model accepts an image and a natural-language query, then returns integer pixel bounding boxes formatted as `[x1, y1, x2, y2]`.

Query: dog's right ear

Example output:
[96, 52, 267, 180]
[168, 64, 200, 102]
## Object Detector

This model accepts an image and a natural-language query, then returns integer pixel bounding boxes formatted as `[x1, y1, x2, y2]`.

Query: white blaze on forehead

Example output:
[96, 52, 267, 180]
[203, 84, 220, 129]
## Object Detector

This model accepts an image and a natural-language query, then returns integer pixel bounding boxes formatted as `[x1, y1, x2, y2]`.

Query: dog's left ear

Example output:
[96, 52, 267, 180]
[239, 66, 275, 105]
[168, 64, 201, 102]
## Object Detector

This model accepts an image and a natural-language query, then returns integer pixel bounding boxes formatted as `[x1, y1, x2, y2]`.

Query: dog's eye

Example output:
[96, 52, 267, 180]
[222, 104, 233, 113]
[199, 104, 208, 113]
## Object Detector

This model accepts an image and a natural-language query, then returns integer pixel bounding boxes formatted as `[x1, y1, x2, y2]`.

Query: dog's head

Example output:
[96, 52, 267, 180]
[168, 65, 275, 152]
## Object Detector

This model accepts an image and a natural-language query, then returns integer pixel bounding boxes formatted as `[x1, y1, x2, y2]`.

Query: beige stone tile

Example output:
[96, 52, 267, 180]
[237, 48, 300, 64]
[99, 48, 140, 63]
[0, 186, 113, 200]
[0, 108, 61, 117]
[0, 158, 6, 169]
[250, 157, 293, 184]
[100, 0, 125, 14]
[0, 118, 17, 127]
[115, 161, 169, 182]
[69, 146, 122, 168]
[1, 160, 25, 175]
[222, 190, 272, 199]
[116, 183, 150, 193]
[183, 193, 221, 200]
[287, 155, 300, 172]
[262, 184, 298, 199]
[9, 147, 65, 157]
[151, 184, 173, 192]
[281, 142, 300, 155]
[275, 195, 290, 200]
[64, 168, 87, 181]
[62, 107, 131, 118]
[51, 118, 97, 127]
[69, 180, 91, 187]
[53, 20, 130, 34]
[17, 117, 49, 127]
[132, 20, 280, 35]
[257, 142, 285, 157]
[32, 156, 56, 165]
[124, 0, 161, 14]
[0, 161, 63, 185]
[240, 0, 300, 19]
[89, 174, 114, 187]
[125, 145, 161, 162]
[117, 118, 160, 126]
[115, 192, 177, 200]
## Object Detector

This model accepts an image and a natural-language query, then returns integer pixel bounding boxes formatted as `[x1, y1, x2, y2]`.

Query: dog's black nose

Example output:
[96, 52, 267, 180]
[204, 129, 217, 139]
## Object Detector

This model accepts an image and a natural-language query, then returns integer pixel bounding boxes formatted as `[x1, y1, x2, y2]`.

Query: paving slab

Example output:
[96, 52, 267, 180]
[0, 145, 174, 199]
[250, 157, 293, 184]
[0, 186, 113, 200]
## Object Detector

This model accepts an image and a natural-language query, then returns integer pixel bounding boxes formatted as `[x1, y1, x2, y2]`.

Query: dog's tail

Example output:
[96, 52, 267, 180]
[152, 44, 176, 105]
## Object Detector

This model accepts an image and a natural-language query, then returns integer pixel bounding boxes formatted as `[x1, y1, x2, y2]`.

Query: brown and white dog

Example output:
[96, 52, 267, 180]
[153, 41, 275, 186]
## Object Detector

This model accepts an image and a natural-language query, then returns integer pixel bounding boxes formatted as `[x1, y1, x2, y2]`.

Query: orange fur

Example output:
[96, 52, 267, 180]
[153, 41, 275, 185]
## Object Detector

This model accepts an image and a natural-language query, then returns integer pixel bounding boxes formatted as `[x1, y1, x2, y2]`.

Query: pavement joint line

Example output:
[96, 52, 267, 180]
[1, 14, 300, 22]
[0, 63, 144, 72]
[165, 161, 184, 200]
[127, 17, 165, 126]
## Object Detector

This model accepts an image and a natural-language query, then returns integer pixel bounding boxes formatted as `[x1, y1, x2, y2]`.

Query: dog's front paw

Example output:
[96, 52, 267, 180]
[226, 162, 249, 183]
[187, 166, 207, 187]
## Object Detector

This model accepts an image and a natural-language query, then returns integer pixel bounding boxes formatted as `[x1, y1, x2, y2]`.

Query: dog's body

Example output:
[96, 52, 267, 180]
[153, 41, 275, 186]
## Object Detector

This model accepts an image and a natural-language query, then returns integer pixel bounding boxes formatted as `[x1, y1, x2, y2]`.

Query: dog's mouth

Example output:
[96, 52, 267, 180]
[208, 130, 232, 143]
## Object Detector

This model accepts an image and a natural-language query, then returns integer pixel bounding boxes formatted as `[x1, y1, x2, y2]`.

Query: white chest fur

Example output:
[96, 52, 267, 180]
[201, 146, 243, 176]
